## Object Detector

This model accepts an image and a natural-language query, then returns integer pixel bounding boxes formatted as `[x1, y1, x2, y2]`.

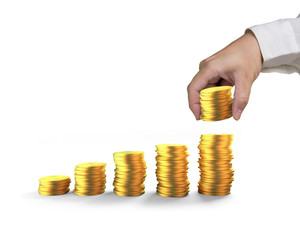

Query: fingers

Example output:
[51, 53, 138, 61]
[187, 72, 205, 120]
[188, 89, 201, 120]
[232, 75, 252, 120]
[187, 67, 219, 120]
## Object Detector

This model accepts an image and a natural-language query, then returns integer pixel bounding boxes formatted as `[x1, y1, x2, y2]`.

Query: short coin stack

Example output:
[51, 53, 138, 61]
[73, 162, 107, 196]
[113, 151, 146, 196]
[38, 175, 71, 196]
[198, 134, 234, 196]
[155, 144, 190, 197]
[200, 86, 233, 121]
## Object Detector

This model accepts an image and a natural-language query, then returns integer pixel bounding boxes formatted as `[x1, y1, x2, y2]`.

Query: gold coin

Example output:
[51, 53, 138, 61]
[38, 185, 68, 191]
[75, 162, 107, 169]
[156, 144, 188, 149]
[200, 85, 232, 93]
[198, 189, 230, 196]
[39, 175, 70, 183]
[113, 151, 144, 157]
[157, 191, 188, 198]
[39, 188, 70, 196]
[113, 189, 145, 196]
[73, 189, 105, 196]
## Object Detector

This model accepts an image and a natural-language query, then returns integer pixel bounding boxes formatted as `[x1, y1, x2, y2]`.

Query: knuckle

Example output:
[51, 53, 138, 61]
[199, 60, 205, 69]
[199, 59, 209, 69]
[187, 83, 191, 92]
[199, 57, 216, 71]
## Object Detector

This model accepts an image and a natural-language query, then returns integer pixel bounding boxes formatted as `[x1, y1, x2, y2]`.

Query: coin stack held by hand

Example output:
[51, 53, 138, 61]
[200, 86, 233, 121]
[155, 144, 190, 197]
[113, 151, 147, 196]
[73, 162, 107, 196]
[198, 134, 234, 196]
[38, 175, 71, 196]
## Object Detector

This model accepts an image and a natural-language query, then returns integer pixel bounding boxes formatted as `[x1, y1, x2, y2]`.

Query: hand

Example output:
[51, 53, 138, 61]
[187, 31, 263, 120]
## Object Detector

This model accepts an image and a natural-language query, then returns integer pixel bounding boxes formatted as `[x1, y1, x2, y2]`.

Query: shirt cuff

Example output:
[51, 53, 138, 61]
[247, 19, 300, 69]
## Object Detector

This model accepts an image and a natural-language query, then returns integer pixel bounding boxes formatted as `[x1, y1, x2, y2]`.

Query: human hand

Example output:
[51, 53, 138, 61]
[187, 31, 263, 120]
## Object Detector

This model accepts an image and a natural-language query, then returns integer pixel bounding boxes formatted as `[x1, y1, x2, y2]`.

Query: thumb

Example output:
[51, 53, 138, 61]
[232, 77, 252, 120]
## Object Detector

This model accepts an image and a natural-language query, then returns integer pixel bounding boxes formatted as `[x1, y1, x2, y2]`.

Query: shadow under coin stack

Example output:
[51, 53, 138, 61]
[113, 151, 146, 196]
[38, 175, 71, 196]
[198, 134, 234, 196]
[155, 144, 190, 197]
[73, 162, 107, 196]
[200, 86, 233, 121]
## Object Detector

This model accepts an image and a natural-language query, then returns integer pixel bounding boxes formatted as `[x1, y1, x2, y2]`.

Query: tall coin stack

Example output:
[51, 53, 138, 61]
[198, 134, 234, 196]
[38, 175, 71, 196]
[155, 144, 190, 197]
[113, 151, 146, 196]
[200, 86, 233, 121]
[73, 162, 107, 196]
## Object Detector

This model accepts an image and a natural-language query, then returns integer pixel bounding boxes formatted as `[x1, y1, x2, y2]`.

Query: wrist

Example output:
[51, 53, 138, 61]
[244, 30, 263, 68]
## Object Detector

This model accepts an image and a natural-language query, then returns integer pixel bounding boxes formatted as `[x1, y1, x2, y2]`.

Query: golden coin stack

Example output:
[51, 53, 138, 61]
[155, 144, 190, 197]
[200, 86, 233, 121]
[198, 134, 234, 196]
[73, 162, 107, 196]
[38, 175, 71, 196]
[113, 151, 146, 196]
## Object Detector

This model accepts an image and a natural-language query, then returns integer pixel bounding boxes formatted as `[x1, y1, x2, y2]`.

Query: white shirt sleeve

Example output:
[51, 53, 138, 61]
[247, 14, 300, 74]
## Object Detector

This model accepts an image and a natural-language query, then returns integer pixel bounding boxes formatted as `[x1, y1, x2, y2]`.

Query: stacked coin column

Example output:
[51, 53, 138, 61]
[113, 151, 146, 196]
[73, 162, 107, 196]
[38, 175, 71, 196]
[198, 134, 234, 196]
[200, 86, 233, 121]
[155, 144, 190, 197]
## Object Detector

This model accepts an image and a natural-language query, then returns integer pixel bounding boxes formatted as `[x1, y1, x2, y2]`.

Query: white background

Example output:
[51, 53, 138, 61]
[0, 0, 299, 239]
